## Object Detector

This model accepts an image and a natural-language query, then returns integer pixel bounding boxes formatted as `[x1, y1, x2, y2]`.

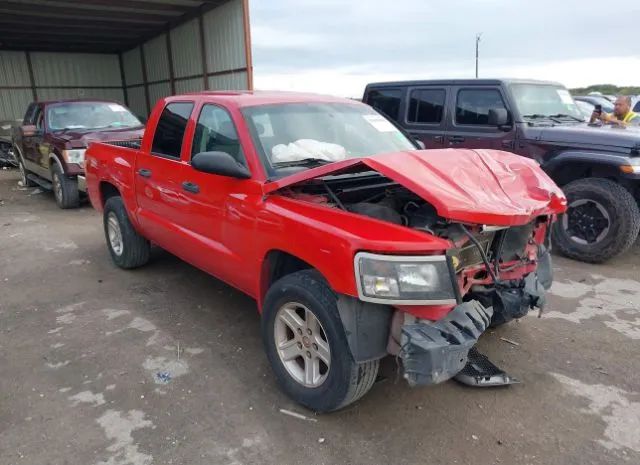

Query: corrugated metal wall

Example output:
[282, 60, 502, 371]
[0, 51, 125, 121]
[0, 0, 251, 121]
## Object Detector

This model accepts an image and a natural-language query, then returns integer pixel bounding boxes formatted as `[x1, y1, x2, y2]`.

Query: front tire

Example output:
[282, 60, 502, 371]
[262, 270, 379, 413]
[52, 164, 79, 209]
[552, 178, 640, 263]
[103, 196, 150, 269]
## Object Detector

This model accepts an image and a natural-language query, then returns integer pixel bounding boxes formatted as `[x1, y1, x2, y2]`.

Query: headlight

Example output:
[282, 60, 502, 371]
[354, 252, 458, 304]
[62, 149, 86, 164]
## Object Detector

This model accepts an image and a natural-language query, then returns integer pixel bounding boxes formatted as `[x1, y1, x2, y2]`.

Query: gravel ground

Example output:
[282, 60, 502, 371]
[1, 169, 639, 465]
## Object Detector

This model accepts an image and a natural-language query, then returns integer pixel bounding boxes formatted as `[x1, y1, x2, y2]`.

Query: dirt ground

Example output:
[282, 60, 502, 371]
[0, 168, 639, 465]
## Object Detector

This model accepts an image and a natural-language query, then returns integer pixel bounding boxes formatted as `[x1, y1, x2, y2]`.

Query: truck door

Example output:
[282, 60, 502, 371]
[176, 103, 256, 295]
[403, 86, 447, 149]
[446, 86, 516, 151]
[22, 105, 46, 170]
[134, 101, 194, 249]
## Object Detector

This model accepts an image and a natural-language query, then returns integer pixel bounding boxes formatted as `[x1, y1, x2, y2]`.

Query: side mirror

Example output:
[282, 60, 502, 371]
[415, 139, 426, 150]
[192, 151, 251, 179]
[20, 125, 39, 137]
[488, 108, 510, 129]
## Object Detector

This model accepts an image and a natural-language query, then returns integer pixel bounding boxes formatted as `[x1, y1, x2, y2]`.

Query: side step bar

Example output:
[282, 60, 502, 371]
[27, 174, 53, 190]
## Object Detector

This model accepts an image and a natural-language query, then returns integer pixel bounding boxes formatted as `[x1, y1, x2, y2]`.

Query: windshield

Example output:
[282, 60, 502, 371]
[47, 102, 142, 132]
[241, 103, 416, 176]
[511, 84, 584, 121]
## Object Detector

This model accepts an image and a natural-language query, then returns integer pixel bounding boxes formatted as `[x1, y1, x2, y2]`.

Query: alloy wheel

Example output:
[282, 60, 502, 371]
[106, 212, 124, 256]
[274, 302, 331, 387]
[562, 198, 610, 245]
[53, 172, 63, 203]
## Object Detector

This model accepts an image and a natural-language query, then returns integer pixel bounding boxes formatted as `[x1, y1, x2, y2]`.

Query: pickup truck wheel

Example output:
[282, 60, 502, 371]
[262, 270, 379, 413]
[552, 178, 640, 263]
[18, 158, 37, 187]
[51, 164, 80, 209]
[103, 196, 150, 269]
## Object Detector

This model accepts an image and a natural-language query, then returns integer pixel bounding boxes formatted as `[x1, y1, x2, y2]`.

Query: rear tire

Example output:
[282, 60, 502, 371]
[552, 178, 640, 263]
[103, 196, 150, 269]
[18, 157, 37, 187]
[52, 164, 80, 209]
[262, 270, 379, 413]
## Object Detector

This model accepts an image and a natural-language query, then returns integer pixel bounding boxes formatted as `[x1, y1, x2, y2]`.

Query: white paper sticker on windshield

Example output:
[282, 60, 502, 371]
[363, 114, 397, 132]
[109, 104, 127, 112]
[557, 89, 574, 105]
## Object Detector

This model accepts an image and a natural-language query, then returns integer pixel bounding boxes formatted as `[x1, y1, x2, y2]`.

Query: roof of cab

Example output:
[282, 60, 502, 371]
[174, 90, 357, 107]
[37, 98, 121, 106]
[364, 78, 563, 88]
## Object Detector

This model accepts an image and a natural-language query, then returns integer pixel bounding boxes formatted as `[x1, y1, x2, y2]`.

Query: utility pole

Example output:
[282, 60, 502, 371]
[475, 33, 482, 78]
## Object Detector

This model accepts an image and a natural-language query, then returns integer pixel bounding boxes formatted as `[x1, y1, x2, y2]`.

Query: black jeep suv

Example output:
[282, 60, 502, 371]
[363, 79, 640, 263]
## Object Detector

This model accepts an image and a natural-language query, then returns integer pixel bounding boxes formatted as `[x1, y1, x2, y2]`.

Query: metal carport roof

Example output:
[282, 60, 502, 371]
[0, 0, 229, 54]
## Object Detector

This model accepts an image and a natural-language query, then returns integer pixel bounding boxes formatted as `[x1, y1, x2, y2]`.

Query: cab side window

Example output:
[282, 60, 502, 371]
[34, 107, 44, 130]
[455, 89, 507, 125]
[408, 89, 446, 124]
[151, 102, 194, 158]
[366, 88, 402, 120]
[192, 104, 246, 166]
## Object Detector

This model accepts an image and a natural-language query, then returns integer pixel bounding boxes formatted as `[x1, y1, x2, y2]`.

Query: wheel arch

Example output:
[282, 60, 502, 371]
[259, 249, 314, 310]
[99, 181, 121, 208]
[542, 150, 628, 186]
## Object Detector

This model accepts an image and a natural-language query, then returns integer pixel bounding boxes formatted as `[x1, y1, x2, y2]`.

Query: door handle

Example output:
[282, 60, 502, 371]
[434, 135, 444, 143]
[182, 181, 200, 194]
[449, 136, 465, 143]
[138, 168, 152, 178]
[501, 140, 514, 149]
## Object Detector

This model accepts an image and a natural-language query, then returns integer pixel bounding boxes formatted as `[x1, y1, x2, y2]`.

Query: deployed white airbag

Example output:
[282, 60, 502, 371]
[271, 139, 347, 163]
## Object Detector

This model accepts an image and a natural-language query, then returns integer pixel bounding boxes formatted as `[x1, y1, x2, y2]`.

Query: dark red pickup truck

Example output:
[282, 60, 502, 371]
[13, 99, 143, 208]
[86, 91, 566, 412]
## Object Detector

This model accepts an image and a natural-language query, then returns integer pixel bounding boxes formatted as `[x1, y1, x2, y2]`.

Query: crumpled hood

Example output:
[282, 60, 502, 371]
[526, 123, 640, 150]
[54, 127, 144, 147]
[264, 149, 567, 226]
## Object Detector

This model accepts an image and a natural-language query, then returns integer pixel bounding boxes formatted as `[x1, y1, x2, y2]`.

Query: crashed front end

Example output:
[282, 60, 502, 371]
[266, 148, 567, 388]
[375, 219, 555, 387]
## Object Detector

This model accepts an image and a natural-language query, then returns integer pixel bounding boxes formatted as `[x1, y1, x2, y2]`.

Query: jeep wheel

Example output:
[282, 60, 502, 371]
[262, 270, 379, 412]
[552, 178, 640, 263]
[18, 158, 37, 187]
[103, 196, 150, 269]
[51, 164, 80, 209]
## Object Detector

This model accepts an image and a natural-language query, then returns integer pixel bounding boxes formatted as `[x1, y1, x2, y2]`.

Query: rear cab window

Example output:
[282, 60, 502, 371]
[455, 88, 508, 126]
[151, 102, 195, 159]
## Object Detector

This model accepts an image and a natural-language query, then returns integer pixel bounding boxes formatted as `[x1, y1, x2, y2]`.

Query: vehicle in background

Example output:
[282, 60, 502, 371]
[85, 91, 565, 412]
[573, 95, 615, 114]
[574, 100, 595, 119]
[0, 119, 20, 167]
[364, 79, 640, 263]
[13, 100, 144, 208]
[587, 91, 617, 103]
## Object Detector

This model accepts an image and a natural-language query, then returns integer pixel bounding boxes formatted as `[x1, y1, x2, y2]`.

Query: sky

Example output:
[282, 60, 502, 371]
[249, 0, 640, 97]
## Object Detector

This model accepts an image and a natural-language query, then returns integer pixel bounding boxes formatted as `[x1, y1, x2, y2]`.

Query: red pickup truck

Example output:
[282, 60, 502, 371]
[85, 91, 566, 412]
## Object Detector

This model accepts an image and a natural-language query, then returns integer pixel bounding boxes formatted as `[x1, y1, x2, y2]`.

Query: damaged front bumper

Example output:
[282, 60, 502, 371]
[400, 300, 493, 386]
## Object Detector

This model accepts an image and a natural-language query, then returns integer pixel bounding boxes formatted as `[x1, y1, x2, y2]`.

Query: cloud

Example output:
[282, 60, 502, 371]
[250, 0, 640, 96]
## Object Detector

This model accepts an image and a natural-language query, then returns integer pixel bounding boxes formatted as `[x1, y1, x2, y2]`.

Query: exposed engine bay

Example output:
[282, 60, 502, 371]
[281, 170, 553, 326]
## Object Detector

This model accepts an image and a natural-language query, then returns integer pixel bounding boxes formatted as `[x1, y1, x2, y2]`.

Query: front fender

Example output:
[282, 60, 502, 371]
[542, 150, 639, 183]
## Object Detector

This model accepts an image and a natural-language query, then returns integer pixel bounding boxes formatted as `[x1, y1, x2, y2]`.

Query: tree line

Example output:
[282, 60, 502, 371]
[569, 84, 640, 96]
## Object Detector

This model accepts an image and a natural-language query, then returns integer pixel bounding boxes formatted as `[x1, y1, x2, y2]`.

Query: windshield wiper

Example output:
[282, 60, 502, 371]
[548, 113, 584, 122]
[523, 114, 550, 119]
[272, 158, 333, 168]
